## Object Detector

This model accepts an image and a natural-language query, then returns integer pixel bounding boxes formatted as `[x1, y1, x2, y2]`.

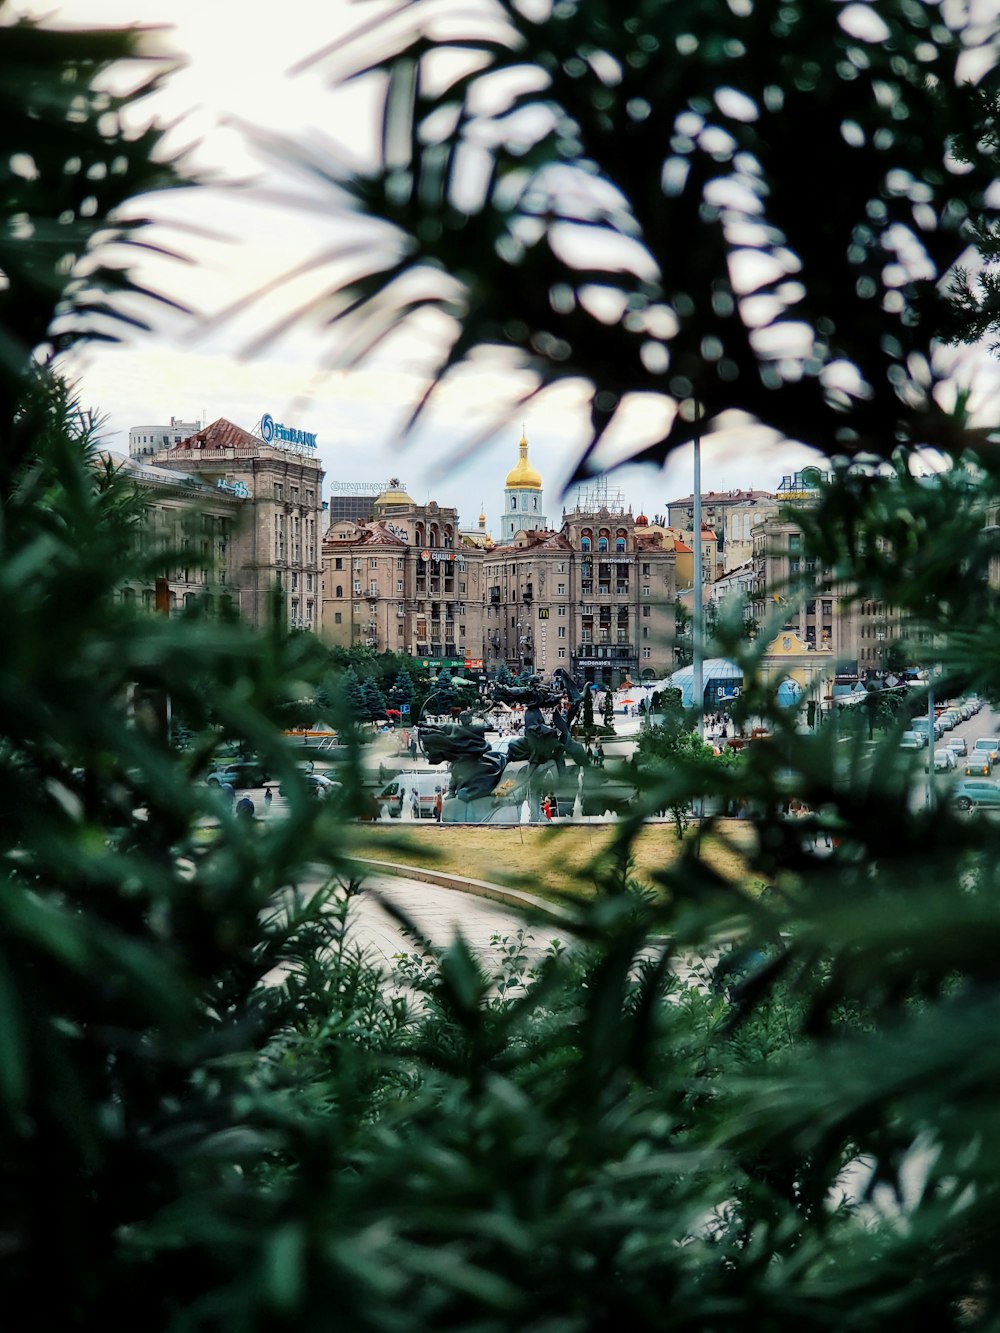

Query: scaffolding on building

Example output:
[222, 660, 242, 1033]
[567, 477, 628, 515]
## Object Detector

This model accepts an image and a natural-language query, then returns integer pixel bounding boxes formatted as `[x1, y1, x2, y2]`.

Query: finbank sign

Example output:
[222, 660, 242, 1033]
[260, 413, 317, 450]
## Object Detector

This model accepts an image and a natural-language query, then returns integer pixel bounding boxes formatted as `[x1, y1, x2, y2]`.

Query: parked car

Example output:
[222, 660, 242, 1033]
[933, 748, 957, 772]
[912, 718, 941, 742]
[900, 731, 924, 751]
[947, 735, 968, 757]
[972, 737, 1000, 764]
[954, 778, 1000, 812]
[965, 756, 992, 777]
[206, 759, 269, 789]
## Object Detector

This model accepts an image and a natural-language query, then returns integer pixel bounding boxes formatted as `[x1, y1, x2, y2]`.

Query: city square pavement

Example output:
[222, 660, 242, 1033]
[334, 868, 567, 974]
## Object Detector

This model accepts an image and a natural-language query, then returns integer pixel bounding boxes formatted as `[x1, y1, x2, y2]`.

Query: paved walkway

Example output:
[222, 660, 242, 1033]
[344, 869, 566, 974]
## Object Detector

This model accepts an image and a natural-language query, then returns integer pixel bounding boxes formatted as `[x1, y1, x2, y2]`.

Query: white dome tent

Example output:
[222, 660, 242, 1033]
[666, 659, 743, 710]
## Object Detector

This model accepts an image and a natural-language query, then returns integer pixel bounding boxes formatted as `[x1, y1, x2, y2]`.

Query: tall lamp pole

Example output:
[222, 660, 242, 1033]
[691, 404, 704, 741]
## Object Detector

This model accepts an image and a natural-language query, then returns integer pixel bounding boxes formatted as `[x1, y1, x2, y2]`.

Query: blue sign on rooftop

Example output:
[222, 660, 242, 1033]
[260, 413, 317, 450]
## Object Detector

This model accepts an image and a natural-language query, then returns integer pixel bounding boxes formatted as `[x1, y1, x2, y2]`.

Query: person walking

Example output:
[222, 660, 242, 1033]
[409, 735, 418, 760]
[236, 795, 255, 822]
[263, 785, 273, 813]
[434, 788, 443, 822]
[595, 741, 605, 768]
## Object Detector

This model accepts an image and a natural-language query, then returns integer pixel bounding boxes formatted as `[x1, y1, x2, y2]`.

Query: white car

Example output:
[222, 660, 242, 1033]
[900, 731, 924, 751]
[934, 748, 957, 772]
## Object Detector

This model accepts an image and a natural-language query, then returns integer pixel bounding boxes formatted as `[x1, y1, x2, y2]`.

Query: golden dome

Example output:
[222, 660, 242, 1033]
[374, 476, 414, 509]
[504, 431, 542, 490]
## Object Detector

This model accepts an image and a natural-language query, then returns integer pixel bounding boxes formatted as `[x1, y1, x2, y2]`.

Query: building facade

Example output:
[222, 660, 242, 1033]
[320, 483, 486, 670]
[129, 416, 203, 462]
[152, 418, 325, 631]
[106, 452, 242, 615]
[482, 504, 678, 687]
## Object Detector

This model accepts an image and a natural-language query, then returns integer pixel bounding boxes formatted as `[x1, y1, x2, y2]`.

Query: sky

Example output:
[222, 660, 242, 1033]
[13, 0, 998, 528]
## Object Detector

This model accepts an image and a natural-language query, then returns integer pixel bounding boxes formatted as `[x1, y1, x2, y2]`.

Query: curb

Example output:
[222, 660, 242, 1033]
[344, 855, 575, 928]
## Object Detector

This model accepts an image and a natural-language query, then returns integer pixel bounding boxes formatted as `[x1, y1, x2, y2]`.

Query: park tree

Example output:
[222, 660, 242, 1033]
[602, 687, 615, 732]
[275, 0, 1000, 1325]
[7, 3, 1000, 1330]
[581, 683, 595, 739]
[363, 676, 389, 723]
[388, 667, 415, 714]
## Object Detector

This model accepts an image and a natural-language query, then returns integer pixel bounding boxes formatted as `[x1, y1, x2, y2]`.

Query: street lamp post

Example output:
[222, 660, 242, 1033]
[691, 405, 704, 741]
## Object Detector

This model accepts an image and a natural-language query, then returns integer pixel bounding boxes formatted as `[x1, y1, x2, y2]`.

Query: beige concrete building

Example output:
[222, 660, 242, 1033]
[153, 418, 325, 632]
[666, 487, 775, 570]
[107, 452, 242, 615]
[320, 482, 485, 669]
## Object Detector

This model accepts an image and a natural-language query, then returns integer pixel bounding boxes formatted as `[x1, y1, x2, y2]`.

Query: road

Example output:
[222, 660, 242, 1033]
[905, 699, 1000, 810]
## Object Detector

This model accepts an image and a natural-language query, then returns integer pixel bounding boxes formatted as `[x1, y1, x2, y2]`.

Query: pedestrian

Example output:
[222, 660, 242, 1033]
[595, 741, 605, 767]
[434, 788, 443, 822]
[409, 735, 418, 760]
[236, 795, 255, 821]
[542, 794, 553, 820]
[411, 787, 420, 820]
[263, 785, 273, 812]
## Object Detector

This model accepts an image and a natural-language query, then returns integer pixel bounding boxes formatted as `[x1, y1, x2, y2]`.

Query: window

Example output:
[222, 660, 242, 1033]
[335, 557, 343, 570]
[598, 537, 609, 552]
[558, 605, 566, 616]
[557, 626, 566, 638]
[335, 584, 343, 597]
[643, 647, 651, 659]
[397, 558, 404, 570]
[558, 647, 566, 658]
[511, 497, 517, 510]
[616, 537, 626, 553]
[370, 558, 378, 569]
[642, 626, 649, 639]
[642, 562, 650, 574]
[557, 583, 566, 595]
[642, 605, 651, 617]
[581, 536, 591, 552]
[642, 585, 650, 596]
[334, 612, 342, 624]
[353, 581, 361, 594]
[369, 581, 378, 596]
[275, 484, 283, 501]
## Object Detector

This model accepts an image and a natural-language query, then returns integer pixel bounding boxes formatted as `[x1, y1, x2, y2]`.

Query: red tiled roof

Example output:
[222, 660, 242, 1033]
[173, 418, 260, 450]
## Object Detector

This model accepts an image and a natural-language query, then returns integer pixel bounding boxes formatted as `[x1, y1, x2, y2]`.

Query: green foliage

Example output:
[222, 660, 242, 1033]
[296, 0, 998, 475]
[674, 598, 693, 667]
[581, 683, 595, 737]
[602, 686, 616, 731]
[11, 4, 1000, 1330]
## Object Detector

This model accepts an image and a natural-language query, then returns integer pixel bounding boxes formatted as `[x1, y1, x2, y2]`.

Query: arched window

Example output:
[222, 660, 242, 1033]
[581, 536, 591, 552]
[336, 584, 343, 598]
[511, 496, 517, 510]
[532, 497, 538, 510]
[598, 536, 609, 552]
[615, 537, 626, 553]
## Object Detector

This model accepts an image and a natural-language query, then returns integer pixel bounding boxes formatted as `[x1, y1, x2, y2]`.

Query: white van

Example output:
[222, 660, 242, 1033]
[375, 770, 445, 819]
